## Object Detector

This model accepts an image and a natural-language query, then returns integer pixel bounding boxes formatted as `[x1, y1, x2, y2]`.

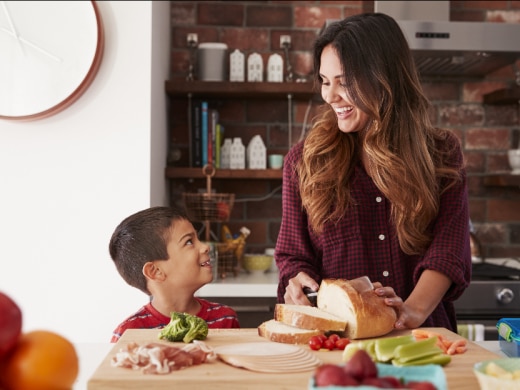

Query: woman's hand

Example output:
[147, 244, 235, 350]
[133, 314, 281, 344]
[284, 272, 320, 305]
[374, 282, 434, 330]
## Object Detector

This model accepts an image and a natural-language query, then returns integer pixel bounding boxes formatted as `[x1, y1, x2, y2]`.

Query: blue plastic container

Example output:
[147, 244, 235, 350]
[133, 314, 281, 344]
[497, 318, 520, 357]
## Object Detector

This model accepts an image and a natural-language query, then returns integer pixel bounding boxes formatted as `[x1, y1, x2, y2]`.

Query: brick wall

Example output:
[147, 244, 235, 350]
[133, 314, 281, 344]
[168, 1, 520, 258]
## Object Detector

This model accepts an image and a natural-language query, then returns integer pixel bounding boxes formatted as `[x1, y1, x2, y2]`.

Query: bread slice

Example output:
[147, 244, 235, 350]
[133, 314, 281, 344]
[274, 304, 347, 332]
[257, 319, 322, 344]
[317, 278, 396, 339]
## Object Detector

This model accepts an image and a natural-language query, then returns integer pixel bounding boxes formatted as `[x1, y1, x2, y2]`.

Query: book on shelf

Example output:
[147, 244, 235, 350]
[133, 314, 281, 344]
[201, 101, 209, 166]
[190, 100, 202, 167]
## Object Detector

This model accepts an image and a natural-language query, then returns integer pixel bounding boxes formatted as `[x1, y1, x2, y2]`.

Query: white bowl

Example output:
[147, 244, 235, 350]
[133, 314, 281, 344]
[508, 149, 520, 174]
[473, 358, 520, 390]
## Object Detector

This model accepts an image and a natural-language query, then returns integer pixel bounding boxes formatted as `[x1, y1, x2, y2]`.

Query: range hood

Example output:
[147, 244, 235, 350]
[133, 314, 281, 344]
[373, 1, 520, 77]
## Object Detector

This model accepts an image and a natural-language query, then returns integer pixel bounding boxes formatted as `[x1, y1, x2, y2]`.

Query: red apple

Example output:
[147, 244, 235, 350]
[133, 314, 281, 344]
[314, 364, 359, 387]
[0, 291, 22, 359]
[343, 349, 377, 381]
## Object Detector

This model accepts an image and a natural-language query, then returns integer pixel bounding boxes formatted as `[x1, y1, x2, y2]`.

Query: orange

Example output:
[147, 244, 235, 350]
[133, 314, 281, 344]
[0, 330, 79, 390]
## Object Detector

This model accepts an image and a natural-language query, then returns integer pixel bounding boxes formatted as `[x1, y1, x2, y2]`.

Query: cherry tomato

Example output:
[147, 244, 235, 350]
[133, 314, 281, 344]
[335, 338, 351, 350]
[308, 335, 324, 351]
[0, 291, 22, 359]
[327, 333, 340, 344]
[317, 334, 327, 344]
[322, 339, 336, 351]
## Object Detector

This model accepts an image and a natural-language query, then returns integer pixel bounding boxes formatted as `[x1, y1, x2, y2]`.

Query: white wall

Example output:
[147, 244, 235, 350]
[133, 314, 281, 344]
[0, 1, 171, 343]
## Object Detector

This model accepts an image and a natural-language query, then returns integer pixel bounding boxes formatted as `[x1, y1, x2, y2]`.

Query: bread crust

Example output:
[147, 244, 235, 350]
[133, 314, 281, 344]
[317, 278, 397, 339]
[274, 304, 347, 331]
[257, 319, 322, 344]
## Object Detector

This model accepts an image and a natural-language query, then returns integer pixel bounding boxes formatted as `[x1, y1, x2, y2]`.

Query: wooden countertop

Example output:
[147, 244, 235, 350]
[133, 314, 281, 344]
[87, 328, 500, 390]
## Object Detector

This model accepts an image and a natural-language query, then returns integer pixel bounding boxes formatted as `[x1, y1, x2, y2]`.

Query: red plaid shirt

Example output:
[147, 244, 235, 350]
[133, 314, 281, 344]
[111, 298, 240, 342]
[275, 133, 471, 332]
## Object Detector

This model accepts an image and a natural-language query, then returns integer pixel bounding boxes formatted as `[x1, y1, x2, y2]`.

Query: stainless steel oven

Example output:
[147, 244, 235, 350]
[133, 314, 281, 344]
[454, 259, 520, 340]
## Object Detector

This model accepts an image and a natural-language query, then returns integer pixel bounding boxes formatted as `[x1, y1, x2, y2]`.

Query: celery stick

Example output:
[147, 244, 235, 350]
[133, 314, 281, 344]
[374, 335, 415, 363]
[392, 352, 451, 367]
[393, 336, 443, 363]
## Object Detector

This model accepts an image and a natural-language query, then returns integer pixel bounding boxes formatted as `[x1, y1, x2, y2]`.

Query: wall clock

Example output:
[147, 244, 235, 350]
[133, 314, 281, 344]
[0, 1, 104, 121]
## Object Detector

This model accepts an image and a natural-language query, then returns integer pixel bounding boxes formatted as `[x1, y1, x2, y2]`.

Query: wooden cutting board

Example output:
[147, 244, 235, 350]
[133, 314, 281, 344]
[87, 327, 500, 390]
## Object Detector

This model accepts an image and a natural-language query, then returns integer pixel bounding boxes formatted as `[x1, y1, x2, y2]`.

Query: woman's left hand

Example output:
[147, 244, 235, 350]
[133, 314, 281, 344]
[373, 284, 423, 330]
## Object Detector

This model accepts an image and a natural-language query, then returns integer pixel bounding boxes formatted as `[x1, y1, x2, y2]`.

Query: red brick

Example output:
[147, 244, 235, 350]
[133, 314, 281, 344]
[270, 30, 317, 52]
[487, 199, 520, 221]
[485, 105, 519, 127]
[486, 10, 520, 22]
[465, 128, 510, 150]
[198, 3, 244, 26]
[463, 81, 509, 103]
[246, 5, 292, 27]
[469, 199, 487, 222]
[488, 153, 512, 172]
[439, 104, 485, 127]
[221, 28, 270, 51]
[421, 82, 459, 101]
[456, 1, 508, 10]
[464, 151, 486, 173]
[171, 2, 196, 25]
[294, 5, 342, 28]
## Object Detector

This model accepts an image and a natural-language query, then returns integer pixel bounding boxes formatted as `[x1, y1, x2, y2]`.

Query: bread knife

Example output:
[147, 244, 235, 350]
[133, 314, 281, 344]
[349, 275, 374, 292]
[303, 287, 318, 306]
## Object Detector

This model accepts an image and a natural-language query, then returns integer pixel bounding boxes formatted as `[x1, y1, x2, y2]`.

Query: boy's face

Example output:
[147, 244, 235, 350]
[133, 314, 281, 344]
[161, 218, 213, 290]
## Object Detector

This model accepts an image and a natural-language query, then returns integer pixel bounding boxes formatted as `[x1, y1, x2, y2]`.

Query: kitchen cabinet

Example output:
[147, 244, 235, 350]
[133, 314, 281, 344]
[164, 79, 317, 180]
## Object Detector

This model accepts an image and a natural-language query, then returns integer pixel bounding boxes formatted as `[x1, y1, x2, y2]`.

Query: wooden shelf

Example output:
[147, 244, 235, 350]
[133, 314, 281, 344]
[164, 79, 317, 100]
[483, 87, 520, 105]
[483, 173, 520, 187]
[165, 167, 283, 180]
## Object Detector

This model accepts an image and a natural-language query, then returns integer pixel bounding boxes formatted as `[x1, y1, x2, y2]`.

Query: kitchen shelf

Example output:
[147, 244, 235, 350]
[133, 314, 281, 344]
[164, 79, 317, 100]
[483, 86, 520, 105]
[483, 173, 520, 187]
[165, 167, 283, 180]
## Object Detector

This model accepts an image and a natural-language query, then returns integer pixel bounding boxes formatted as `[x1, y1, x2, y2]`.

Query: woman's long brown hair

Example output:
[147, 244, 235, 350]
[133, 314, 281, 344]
[298, 13, 462, 255]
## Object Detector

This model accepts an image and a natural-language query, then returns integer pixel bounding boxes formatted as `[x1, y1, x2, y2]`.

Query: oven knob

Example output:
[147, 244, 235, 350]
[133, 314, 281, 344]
[496, 288, 514, 304]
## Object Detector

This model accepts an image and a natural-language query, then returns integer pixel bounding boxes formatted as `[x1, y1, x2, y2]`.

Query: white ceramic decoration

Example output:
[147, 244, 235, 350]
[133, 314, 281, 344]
[220, 138, 232, 169]
[247, 52, 263, 82]
[247, 135, 267, 169]
[267, 53, 283, 82]
[230, 137, 245, 169]
[229, 49, 245, 82]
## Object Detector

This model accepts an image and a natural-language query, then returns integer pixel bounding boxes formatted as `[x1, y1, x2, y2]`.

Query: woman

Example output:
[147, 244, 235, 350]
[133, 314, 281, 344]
[275, 13, 471, 332]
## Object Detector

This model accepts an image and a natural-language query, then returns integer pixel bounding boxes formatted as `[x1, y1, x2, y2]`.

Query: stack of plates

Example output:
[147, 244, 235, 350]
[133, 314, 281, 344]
[214, 342, 321, 373]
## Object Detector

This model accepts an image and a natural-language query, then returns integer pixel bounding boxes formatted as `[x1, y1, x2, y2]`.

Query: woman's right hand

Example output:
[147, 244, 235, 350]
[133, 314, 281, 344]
[283, 272, 320, 305]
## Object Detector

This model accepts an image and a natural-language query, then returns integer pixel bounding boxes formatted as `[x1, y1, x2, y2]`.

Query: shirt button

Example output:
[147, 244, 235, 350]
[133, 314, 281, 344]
[376, 196, 382, 203]
[382, 270, 389, 277]
[378, 234, 385, 240]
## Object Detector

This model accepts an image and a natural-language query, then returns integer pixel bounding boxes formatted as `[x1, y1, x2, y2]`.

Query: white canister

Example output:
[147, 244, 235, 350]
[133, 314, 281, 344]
[198, 43, 228, 81]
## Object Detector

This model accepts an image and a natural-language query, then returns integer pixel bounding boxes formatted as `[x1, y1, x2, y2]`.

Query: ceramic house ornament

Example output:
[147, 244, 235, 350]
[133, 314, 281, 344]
[220, 138, 232, 169]
[267, 53, 283, 82]
[230, 138, 245, 169]
[246, 135, 267, 169]
[247, 53, 263, 82]
[229, 49, 245, 82]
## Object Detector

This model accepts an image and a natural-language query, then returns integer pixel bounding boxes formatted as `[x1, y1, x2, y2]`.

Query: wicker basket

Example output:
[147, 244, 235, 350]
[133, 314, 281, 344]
[215, 242, 240, 279]
[182, 193, 235, 222]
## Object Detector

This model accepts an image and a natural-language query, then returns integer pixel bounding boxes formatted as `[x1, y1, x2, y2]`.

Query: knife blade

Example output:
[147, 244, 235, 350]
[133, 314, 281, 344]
[348, 275, 374, 292]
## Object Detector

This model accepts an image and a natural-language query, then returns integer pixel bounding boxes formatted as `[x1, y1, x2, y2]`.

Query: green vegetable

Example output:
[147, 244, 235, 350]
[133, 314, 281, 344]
[374, 334, 415, 363]
[392, 352, 452, 367]
[158, 312, 208, 343]
[183, 313, 209, 343]
[393, 336, 443, 363]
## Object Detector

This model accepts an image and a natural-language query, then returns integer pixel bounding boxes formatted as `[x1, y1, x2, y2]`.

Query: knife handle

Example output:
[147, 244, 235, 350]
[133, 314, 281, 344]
[303, 287, 318, 307]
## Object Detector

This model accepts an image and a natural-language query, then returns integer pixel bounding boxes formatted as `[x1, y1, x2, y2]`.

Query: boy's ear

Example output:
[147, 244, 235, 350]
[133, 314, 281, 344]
[143, 261, 165, 281]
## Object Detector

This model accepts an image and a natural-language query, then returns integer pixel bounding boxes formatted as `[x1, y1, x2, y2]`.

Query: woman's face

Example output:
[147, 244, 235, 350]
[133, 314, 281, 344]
[319, 44, 369, 134]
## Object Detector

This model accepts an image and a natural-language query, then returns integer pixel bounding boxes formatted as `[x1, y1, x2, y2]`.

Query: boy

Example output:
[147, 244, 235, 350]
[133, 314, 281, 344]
[109, 206, 239, 342]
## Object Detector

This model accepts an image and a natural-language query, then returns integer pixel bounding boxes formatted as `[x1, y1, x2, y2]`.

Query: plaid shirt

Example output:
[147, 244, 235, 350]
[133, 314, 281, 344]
[275, 134, 471, 332]
[111, 298, 240, 342]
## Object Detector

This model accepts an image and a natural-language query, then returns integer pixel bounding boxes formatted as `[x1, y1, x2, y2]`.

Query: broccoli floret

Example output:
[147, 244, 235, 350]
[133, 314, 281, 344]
[183, 314, 209, 343]
[158, 312, 189, 342]
[158, 312, 208, 343]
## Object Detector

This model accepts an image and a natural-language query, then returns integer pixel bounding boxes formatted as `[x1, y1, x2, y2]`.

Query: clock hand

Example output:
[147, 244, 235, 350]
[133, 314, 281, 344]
[1, 1, 24, 54]
[0, 27, 62, 63]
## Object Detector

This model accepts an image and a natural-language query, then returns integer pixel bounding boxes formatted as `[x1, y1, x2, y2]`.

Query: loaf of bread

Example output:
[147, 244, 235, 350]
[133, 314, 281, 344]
[317, 278, 396, 339]
[274, 304, 347, 331]
[258, 277, 397, 343]
[257, 319, 323, 344]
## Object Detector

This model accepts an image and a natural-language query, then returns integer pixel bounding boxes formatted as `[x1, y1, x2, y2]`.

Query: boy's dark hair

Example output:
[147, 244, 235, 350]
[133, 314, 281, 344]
[109, 206, 190, 295]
